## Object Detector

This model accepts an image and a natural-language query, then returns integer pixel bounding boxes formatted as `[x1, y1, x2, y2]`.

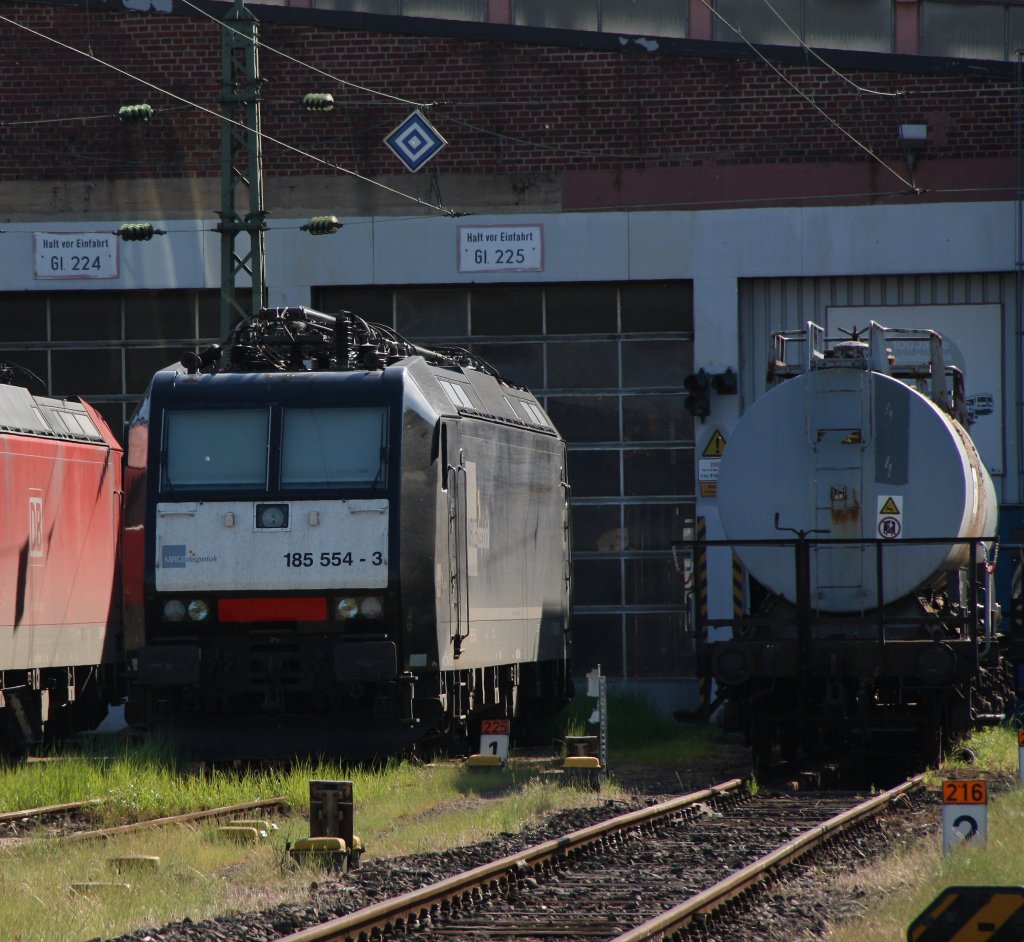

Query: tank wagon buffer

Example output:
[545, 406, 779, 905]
[702, 321, 1010, 773]
[122, 306, 573, 758]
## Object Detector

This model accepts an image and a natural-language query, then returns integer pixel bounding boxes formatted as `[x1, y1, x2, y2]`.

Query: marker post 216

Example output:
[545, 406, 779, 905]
[941, 780, 988, 854]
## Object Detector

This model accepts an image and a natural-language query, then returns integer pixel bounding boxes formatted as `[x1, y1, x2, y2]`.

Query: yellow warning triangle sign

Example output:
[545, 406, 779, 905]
[880, 497, 900, 515]
[702, 430, 726, 458]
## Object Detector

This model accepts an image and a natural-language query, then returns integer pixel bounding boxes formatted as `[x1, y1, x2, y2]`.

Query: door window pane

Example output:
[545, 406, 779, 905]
[570, 504, 623, 552]
[923, 2, 1004, 59]
[513, 0, 598, 30]
[51, 293, 121, 341]
[623, 448, 692, 496]
[471, 342, 543, 389]
[805, 0, 890, 53]
[573, 613, 623, 676]
[52, 348, 122, 395]
[125, 291, 195, 340]
[315, 0, 398, 10]
[621, 283, 693, 333]
[626, 557, 684, 606]
[403, 0, 485, 20]
[546, 395, 618, 442]
[602, 0, 685, 37]
[126, 347, 182, 394]
[316, 287, 395, 324]
[0, 352, 48, 393]
[625, 613, 691, 677]
[623, 393, 690, 442]
[547, 341, 618, 389]
[396, 289, 468, 338]
[622, 340, 690, 387]
[568, 449, 621, 497]
[573, 558, 622, 605]
[714, 0, 801, 44]
[0, 295, 47, 341]
[545, 285, 617, 334]
[624, 503, 694, 550]
[471, 287, 543, 335]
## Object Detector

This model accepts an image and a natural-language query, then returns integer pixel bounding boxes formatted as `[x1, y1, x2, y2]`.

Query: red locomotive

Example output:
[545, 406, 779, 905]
[0, 366, 123, 758]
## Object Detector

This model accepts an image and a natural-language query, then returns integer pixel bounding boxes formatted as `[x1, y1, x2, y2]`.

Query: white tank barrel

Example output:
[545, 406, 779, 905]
[717, 338, 996, 613]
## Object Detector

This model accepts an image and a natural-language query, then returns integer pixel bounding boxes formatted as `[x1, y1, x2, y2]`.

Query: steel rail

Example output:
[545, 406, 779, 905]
[0, 798, 103, 824]
[611, 772, 926, 942]
[277, 778, 745, 942]
[58, 796, 291, 843]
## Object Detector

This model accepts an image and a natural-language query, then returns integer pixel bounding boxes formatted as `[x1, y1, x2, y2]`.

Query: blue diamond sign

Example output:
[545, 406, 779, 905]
[384, 110, 447, 173]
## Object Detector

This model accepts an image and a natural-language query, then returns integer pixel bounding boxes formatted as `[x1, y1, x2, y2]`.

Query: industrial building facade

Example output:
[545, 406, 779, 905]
[0, 0, 1016, 708]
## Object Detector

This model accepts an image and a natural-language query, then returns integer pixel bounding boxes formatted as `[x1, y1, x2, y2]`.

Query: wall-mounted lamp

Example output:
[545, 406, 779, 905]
[898, 123, 928, 173]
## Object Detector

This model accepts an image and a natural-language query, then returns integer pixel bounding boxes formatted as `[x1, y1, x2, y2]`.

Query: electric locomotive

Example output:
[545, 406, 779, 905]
[0, 363, 123, 758]
[701, 322, 1010, 777]
[122, 306, 573, 758]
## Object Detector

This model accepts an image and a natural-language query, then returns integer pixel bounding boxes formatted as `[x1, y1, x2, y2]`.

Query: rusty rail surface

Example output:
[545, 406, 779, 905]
[611, 773, 925, 942]
[276, 779, 744, 942]
[0, 798, 103, 825]
[58, 796, 291, 843]
[275, 774, 923, 942]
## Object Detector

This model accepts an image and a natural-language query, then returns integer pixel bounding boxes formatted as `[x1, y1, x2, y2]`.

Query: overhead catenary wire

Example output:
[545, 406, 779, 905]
[163, 0, 913, 184]
[0, 12, 457, 217]
[178, 0, 435, 109]
[693, 0, 918, 192]
[755, 0, 903, 98]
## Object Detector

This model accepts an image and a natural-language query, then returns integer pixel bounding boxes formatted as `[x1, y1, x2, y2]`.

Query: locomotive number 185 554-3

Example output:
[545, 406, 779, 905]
[284, 551, 385, 568]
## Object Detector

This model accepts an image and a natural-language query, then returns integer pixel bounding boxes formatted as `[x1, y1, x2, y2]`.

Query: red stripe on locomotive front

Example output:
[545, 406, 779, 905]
[218, 597, 327, 622]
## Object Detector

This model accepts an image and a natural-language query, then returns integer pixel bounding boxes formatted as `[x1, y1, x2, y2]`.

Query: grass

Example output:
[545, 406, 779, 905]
[557, 689, 722, 765]
[0, 693, 725, 942]
[0, 752, 604, 942]
[826, 724, 1024, 941]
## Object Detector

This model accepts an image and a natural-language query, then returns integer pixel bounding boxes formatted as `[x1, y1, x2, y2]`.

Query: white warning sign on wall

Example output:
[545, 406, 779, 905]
[876, 494, 903, 540]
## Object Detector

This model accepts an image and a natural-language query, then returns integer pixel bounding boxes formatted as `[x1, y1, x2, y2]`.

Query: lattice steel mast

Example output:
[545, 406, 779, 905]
[218, 0, 266, 336]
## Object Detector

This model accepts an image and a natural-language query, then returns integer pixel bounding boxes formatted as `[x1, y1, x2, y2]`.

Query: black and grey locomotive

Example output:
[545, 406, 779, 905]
[122, 306, 573, 758]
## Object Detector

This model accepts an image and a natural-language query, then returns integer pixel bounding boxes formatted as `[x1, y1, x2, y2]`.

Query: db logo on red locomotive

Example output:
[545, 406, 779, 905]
[28, 490, 44, 562]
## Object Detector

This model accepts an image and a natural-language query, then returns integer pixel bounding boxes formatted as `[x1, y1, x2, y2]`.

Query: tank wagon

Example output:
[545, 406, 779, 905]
[0, 364, 123, 758]
[702, 322, 1011, 776]
[123, 306, 573, 758]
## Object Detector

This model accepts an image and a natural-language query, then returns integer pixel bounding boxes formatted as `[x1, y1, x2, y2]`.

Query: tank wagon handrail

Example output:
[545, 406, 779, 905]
[685, 536, 993, 549]
[679, 536, 991, 656]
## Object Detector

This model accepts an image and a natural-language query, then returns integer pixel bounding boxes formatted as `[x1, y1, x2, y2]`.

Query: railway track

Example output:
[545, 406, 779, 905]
[273, 775, 923, 942]
[0, 796, 290, 843]
[0, 798, 104, 837]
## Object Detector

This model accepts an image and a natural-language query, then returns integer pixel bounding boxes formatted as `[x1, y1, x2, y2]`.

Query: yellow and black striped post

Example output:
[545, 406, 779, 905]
[732, 552, 745, 630]
[695, 517, 709, 712]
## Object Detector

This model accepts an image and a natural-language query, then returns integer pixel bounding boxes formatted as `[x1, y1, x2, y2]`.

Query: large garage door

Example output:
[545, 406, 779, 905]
[317, 281, 696, 681]
[0, 289, 231, 438]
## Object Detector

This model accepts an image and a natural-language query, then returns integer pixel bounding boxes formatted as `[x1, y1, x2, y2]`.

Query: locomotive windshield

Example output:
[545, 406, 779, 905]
[280, 406, 387, 490]
[164, 409, 268, 489]
[161, 405, 388, 493]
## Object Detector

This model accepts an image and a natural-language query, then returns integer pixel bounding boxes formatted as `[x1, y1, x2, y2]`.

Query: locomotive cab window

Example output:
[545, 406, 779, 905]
[162, 409, 269, 490]
[280, 406, 388, 490]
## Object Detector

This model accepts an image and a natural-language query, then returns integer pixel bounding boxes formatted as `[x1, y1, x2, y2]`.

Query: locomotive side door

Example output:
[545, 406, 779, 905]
[444, 424, 470, 654]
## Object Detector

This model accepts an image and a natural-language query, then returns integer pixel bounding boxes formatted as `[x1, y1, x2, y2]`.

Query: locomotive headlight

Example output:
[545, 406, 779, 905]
[163, 599, 186, 623]
[334, 597, 360, 620]
[187, 599, 210, 622]
[359, 596, 384, 619]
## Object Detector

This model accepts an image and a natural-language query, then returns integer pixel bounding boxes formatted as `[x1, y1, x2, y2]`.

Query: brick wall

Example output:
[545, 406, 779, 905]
[0, 4, 1013, 204]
